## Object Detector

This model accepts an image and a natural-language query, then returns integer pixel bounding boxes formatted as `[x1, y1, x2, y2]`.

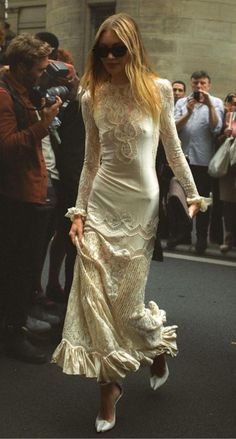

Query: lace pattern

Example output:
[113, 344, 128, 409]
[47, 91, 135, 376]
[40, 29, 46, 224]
[87, 208, 159, 240]
[52, 252, 178, 381]
[52, 78, 206, 381]
[74, 94, 101, 216]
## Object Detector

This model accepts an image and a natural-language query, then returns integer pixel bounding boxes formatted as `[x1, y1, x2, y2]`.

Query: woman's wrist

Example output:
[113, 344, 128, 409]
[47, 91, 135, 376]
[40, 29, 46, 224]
[65, 207, 87, 222]
[73, 214, 85, 222]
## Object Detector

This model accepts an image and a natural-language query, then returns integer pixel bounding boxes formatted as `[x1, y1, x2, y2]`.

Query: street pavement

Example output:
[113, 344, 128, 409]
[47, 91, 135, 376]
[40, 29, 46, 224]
[0, 246, 236, 438]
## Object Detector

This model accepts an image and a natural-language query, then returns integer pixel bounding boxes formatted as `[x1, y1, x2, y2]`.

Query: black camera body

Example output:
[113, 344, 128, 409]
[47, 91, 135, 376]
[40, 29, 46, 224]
[193, 91, 200, 101]
[29, 61, 70, 109]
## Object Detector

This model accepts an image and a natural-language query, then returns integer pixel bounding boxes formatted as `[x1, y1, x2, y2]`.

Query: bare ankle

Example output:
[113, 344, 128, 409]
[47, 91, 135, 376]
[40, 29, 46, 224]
[98, 382, 122, 421]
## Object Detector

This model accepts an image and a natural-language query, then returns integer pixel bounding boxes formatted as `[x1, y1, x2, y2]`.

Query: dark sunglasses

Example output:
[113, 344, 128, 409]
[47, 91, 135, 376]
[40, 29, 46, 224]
[93, 43, 128, 59]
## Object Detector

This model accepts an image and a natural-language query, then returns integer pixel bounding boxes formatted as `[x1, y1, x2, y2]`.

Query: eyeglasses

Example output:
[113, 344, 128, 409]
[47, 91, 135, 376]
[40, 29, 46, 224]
[173, 88, 184, 92]
[93, 43, 128, 59]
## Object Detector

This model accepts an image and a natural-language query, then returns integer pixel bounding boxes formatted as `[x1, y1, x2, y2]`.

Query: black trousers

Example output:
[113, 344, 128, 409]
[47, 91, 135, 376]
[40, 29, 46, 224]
[190, 165, 212, 240]
[55, 180, 78, 297]
[31, 177, 58, 291]
[222, 201, 236, 246]
[0, 195, 53, 329]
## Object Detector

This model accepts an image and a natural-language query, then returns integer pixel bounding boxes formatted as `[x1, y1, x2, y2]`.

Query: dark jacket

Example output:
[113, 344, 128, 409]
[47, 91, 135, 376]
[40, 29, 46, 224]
[56, 99, 85, 189]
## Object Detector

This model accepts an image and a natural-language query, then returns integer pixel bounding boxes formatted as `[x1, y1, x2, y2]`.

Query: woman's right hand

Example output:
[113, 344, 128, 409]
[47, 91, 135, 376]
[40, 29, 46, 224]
[69, 216, 84, 245]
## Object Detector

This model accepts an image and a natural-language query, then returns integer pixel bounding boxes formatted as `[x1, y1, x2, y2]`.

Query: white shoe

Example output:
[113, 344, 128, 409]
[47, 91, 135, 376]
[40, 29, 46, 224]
[95, 383, 123, 433]
[150, 363, 169, 390]
[95, 417, 116, 433]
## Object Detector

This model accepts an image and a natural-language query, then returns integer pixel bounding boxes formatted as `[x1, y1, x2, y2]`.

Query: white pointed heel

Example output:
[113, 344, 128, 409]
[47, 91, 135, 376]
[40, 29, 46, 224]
[150, 363, 169, 390]
[95, 382, 123, 433]
[95, 417, 116, 433]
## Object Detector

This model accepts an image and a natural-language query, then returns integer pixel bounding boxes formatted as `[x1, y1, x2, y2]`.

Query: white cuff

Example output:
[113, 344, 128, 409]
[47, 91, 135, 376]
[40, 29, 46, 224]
[65, 207, 87, 221]
[187, 195, 212, 212]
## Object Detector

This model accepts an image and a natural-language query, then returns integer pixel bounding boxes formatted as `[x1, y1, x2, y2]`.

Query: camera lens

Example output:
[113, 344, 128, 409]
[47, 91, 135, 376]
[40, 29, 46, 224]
[45, 86, 69, 106]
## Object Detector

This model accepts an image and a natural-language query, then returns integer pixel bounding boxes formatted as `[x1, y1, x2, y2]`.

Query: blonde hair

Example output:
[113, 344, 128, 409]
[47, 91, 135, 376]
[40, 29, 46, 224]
[80, 13, 161, 121]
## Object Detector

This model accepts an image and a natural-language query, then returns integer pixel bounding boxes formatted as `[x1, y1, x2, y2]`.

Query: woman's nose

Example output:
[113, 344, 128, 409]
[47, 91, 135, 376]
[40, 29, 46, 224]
[107, 52, 115, 59]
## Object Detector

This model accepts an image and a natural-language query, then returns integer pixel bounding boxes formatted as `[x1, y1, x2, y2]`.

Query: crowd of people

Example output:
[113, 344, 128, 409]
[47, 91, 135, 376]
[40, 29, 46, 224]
[157, 74, 236, 257]
[0, 13, 235, 433]
[0, 29, 85, 362]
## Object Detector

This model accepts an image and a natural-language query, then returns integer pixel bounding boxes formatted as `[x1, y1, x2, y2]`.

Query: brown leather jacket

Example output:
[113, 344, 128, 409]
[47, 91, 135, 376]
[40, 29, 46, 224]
[0, 70, 49, 203]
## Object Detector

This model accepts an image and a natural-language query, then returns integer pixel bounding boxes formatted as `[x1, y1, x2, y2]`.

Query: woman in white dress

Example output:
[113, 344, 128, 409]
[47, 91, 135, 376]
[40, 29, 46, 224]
[52, 13, 207, 432]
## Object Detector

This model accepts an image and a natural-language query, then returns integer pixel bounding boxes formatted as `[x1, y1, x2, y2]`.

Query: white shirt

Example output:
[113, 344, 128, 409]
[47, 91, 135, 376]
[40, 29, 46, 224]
[41, 135, 59, 180]
[174, 95, 224, 166]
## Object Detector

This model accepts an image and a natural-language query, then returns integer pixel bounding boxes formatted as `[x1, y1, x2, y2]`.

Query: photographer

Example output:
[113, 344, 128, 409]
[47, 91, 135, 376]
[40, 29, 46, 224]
[32, 32, 84, 307]
[0, 34, 62, 363]
[28, 53, 74, 310]
[174, 70, 224, 254]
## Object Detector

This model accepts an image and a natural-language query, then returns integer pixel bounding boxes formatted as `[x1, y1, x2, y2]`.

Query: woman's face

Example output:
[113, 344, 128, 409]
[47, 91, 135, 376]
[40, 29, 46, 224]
[229, 98, 236, 112]
[96, 29, 129, 83]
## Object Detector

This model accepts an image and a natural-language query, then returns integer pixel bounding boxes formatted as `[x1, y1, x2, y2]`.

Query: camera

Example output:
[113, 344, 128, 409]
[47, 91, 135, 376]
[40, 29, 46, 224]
[30, 85, 69, 109]
[29, 61, 70, 109]
[193, 91, 200, 101]
[29, 61, 72, 143]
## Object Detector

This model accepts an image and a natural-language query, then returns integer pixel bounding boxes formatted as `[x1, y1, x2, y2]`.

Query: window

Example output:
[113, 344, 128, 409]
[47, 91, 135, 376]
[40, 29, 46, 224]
[89, 3, 115, 43]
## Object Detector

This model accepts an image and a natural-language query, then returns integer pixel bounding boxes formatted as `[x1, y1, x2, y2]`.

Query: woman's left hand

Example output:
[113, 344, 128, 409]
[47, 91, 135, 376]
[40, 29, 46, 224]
[188, 203, 200, 218]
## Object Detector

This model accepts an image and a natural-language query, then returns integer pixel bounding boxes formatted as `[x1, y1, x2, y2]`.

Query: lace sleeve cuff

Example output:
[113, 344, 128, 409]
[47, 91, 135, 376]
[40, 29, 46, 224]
[186, 195, 212, 212]
[65, 207, 87, 222]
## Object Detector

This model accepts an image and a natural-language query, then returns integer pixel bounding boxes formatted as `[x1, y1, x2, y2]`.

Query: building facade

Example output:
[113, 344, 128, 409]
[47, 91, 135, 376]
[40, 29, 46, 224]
[4, 0, 236, 98]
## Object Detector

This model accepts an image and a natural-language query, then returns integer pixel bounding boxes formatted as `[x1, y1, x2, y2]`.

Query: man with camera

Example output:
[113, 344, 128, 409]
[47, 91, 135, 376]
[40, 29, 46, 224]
[174, 70, 224, 254]
[0, 34, 62, 363]
[32, 32, 84, 308]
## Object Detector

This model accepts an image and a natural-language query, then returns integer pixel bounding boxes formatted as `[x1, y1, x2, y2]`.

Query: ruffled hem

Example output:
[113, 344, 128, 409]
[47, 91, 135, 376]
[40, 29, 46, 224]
[65, 207, 87, 221]
[187, 195, 212, 212]
[51, 327, 178, 382]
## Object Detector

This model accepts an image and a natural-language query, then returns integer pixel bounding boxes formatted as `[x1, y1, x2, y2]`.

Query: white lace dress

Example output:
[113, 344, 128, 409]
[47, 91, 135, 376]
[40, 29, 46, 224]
[52, 79, 204, 382]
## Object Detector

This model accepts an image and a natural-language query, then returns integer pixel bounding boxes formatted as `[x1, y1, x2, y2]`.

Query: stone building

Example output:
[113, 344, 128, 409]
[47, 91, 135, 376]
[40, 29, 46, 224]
[3, 0, 236, 98]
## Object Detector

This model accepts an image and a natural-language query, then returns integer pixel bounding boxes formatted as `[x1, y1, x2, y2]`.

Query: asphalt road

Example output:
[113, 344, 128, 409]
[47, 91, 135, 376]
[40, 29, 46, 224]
[1, 252, 236, 438]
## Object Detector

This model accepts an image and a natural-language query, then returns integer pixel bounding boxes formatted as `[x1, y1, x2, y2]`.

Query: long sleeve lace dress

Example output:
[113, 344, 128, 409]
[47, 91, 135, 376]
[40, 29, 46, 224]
[52, 78, 204, 382]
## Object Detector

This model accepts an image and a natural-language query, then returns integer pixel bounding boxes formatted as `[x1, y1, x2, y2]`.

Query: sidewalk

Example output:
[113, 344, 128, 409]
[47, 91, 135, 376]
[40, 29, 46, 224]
[161, 239, 236, 262]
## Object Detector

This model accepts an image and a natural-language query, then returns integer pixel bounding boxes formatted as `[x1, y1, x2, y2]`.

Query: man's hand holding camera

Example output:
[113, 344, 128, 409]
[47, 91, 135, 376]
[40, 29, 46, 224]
[180, 89, 218, 130]
[48, 60, 79, 100]
[193, 89, 218, 129]
[40, 95, 62, 129]
[186, 96, 196, 115]
[196, 89, 214, 109]
[187, 89, 212, 110]
[31, 60, 79, 140]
